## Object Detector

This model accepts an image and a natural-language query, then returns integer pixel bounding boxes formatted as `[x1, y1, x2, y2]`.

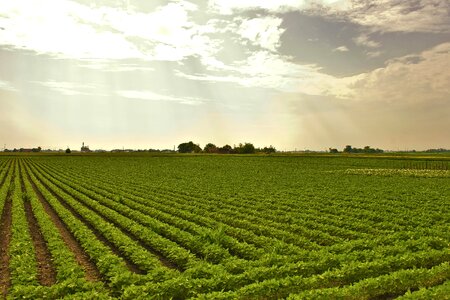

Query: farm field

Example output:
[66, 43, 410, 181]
[0, 154, 449, 299]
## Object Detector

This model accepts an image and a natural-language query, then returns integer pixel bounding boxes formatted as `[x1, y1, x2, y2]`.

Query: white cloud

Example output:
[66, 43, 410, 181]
[32, 80, 104, 96]
[324, 0, 450, 33]
[237, 17, 285, 51]
[116, 90, 206, 105]
[177, 42, 450, 105]
[333, 45, 349, 52]
[353, 34, 383, 57]
[0, 1, 143, 59]
[0, 0, 218, 62]
[353, 34, 380, 48]
[177, 50, 360, 97]
[77, 59, 156, 72]
[350, 43, 450, 103]
[208, 0, 346, 14]
[0, 80, 17, 92]
[209, 0, 450, 33]
[366, 51, 383, 58]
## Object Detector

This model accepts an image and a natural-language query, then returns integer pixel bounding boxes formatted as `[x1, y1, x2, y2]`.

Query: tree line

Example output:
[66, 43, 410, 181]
[177, 141, 276, 154]
[328, 145, 384, 154]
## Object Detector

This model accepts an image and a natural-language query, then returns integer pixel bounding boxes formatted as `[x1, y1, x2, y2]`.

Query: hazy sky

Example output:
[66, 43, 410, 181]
[1, 0, 449, 151]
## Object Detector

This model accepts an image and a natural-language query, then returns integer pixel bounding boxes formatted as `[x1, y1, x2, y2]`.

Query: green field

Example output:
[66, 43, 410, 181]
[0, 154, 449, 299]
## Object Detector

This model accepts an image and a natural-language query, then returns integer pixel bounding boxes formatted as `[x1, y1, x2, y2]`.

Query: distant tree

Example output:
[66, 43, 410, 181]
[425, 148, 449, 153]
[178, 142, 191, 153]
[32, 146, 42, 152]
[329, 148, 339, 153]
[218, 144, 233, 154]
[262, 145, 276, 154]
[203, 143, 218, 153]
[363, 146, 373, 153]
[343, 145, 383, 154]
[65, 148, 71, 154]
[343, 145, 353, 153]
[178, 141, 201, 153]
[235, 143, 255, 154]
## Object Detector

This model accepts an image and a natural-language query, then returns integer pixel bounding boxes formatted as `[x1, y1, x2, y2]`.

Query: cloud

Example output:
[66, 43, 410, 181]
[323, 0, 450, 33]
[352, 33, 383, 57]
[0, 1, 143, 59]
[353, 34, 380, 48]
[32, 80, 104, 96]
[366, 51, 383, 58]
[208, 0, 346, 14]
[0, 0, 218, 62]
[209, 0, 450, 33]
[177, 50, 360, 97]
[116, 90, 206, 105]
[237, 17, 285, 52]
[350, 43, 450, 103]
[333, 45, 349, 52]
[0, 79, 17, 92]
[77, 59, 156, 72]
[185, 41, 449, 103]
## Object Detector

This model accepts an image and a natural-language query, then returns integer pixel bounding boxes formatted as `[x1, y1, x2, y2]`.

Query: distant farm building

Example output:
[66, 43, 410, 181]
[81, 142, 91, 152]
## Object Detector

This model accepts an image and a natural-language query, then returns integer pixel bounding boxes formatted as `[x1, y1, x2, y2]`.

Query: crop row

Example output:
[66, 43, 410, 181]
[30, 159, 449, 266]
[42, 159, 444, 246]
[27, 161, 400, 261]
[23, 158, 450, 298]
[288, 261, 450, 300]
[7, 160, 107, 299]
[30, 161, 375, 251]
[25, 161, 180, 275]
[30, 162, 253, 266]
[23, 160, 167, 296]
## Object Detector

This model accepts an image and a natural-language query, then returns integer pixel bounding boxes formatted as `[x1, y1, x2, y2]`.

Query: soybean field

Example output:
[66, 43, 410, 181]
[0, 154, 449, 299]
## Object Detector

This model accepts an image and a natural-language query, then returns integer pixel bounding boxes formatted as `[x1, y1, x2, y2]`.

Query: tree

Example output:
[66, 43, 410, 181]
[329, 148, 339, 153]
[178, 141, 201, 153]
[343, 145, 383, 154]
[235, 143, 255, 154]
[262, 145, 276, 154]
[203, 143, 218, 153]
[343, 145, 353, 153]
[65, 148, 71, 154]
[32, 146, 42, 152]
[218, 144, 232, 154]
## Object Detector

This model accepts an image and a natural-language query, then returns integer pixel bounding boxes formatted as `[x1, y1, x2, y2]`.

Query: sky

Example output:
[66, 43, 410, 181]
[1, 0, 449, 151]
